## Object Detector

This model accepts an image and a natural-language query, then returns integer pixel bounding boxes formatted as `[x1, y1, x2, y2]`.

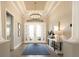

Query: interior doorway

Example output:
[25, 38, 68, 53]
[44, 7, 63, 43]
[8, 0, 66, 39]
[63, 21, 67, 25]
[24, 22, 46, 43]
[6, 12, 14, 50]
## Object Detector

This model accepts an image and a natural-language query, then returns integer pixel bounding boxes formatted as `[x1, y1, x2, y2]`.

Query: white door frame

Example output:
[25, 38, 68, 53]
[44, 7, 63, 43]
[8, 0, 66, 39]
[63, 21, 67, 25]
[6, 11, 14, 50]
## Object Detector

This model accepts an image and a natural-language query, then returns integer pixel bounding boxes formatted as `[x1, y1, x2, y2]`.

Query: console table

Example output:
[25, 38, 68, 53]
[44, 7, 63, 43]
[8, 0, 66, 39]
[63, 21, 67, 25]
[48, 38, 63, 54]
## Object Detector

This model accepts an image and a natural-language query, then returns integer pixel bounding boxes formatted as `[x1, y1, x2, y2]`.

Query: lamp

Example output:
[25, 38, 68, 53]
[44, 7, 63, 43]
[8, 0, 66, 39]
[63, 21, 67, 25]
[55, 20, 63, 55]
[55, 21, 63, 42]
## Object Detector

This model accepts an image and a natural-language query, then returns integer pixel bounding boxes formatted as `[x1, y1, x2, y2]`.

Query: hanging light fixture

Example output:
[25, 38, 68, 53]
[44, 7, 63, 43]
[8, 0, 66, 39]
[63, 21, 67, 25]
[30, 2, 41, 19]
[27, 2, 43, 22]
[30, 13, 41, 19]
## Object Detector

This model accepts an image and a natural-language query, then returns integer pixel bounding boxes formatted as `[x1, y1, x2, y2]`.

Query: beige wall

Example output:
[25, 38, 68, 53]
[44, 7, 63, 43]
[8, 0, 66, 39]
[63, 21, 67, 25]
[0, 1, 2, 37]
[1, 1, 24, 49]
[62, 2, 79, 57]
[48, 1, 72, 39]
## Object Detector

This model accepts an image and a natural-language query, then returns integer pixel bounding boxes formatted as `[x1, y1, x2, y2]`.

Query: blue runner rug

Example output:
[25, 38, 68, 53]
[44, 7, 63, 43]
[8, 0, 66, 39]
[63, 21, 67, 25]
[22, 44, 50, 55]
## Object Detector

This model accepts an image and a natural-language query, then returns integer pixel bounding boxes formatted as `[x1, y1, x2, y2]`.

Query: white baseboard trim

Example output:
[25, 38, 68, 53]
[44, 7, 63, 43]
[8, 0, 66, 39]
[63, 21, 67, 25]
[14, 42, 22, 50]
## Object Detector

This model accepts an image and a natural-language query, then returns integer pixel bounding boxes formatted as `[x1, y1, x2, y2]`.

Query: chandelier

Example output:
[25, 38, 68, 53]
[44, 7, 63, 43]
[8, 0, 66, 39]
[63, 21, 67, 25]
[30, 1, 41, 19]
[30, 13, 41, 19]
[27, 2, 43, 22]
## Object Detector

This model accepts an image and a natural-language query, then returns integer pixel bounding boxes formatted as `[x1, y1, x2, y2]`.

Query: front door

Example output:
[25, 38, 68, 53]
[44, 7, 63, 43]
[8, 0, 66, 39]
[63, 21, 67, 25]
[24, 22, 46, 43]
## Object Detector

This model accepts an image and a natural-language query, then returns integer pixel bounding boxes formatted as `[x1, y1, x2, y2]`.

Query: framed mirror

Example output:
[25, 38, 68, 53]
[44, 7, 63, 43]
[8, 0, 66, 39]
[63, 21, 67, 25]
[18, 23, 21, 37]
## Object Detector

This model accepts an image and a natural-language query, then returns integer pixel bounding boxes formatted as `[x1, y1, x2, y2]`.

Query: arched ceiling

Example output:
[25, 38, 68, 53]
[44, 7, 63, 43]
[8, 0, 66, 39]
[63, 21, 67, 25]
[24, 1, 47, 11]
[23, 1, 58, 17]
[11, 1, 60, 19]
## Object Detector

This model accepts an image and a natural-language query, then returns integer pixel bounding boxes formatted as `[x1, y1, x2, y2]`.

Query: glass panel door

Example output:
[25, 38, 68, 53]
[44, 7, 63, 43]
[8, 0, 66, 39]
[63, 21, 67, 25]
[36, 24, 42, 41]
[25, 22, 46, 43]
[28, 24, 34, 41]
[26, 23, 43, 43]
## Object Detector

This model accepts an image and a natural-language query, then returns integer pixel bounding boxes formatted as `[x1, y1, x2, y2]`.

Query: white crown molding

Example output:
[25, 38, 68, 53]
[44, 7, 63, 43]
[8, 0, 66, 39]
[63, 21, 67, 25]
[11, 2, 20, 13]
[16, 1, 27, 15]
[11, 1, 61, 19]
[11, 1, 27, 17]
[43, 1, 61, 16]
[49, 1, 61, 16]
[44, 1, 56, 15]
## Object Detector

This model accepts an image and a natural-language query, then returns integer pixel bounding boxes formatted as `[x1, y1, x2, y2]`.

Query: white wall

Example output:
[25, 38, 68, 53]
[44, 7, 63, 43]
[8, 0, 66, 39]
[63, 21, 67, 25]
[1, 1, 24, 49]
[72, 1, 79, 41]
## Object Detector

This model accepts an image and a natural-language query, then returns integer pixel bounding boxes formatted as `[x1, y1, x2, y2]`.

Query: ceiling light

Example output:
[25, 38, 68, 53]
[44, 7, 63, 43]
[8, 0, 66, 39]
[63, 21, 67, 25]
[30, 13, 41, 19]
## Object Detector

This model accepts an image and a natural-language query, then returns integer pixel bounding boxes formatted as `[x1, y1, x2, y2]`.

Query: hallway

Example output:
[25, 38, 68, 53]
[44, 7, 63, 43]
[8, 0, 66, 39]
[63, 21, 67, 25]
[1, 1, 79, 57]
[0, 1, 72, 57]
